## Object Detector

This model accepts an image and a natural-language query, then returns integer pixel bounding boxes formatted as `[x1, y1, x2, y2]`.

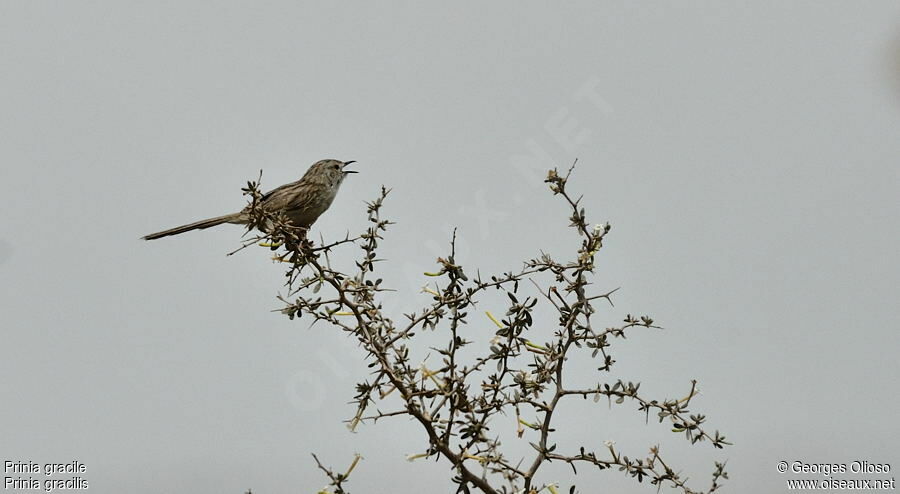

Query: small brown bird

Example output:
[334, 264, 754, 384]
[142, 159, 357, 240]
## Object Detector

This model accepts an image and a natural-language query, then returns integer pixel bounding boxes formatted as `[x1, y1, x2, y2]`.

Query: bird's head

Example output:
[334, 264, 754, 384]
[304, 159, 358, 187]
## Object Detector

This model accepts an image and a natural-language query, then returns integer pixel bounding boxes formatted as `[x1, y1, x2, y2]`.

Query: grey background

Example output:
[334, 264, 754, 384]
[2, 1, 899, 493]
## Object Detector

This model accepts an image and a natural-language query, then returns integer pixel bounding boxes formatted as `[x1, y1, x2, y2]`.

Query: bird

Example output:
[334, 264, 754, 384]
[142, 159, 357, 241]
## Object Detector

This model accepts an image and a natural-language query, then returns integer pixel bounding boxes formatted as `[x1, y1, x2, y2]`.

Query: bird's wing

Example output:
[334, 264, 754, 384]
[256, 180, 319, 213]
[260, 180, 300, 204]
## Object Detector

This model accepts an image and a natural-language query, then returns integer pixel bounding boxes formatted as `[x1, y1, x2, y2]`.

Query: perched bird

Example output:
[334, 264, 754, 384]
[142, 159, 357, 240]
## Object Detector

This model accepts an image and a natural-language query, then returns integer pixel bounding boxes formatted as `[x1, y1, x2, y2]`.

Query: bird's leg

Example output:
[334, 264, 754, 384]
[279, 226, 312, 254]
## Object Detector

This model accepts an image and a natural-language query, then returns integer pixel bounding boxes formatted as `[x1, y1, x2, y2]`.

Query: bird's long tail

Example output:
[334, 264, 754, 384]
[142, 213, 244, 240]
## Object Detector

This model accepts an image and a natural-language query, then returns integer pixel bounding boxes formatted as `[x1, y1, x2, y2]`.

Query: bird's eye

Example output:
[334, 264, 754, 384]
[332, 164, 340, 169]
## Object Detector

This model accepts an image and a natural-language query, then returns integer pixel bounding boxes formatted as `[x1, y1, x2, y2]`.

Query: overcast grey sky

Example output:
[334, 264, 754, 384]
[2, 2, 899, 493]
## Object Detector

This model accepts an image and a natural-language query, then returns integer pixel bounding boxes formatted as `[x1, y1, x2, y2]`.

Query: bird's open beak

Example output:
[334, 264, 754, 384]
[342, 160, 358, 174]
